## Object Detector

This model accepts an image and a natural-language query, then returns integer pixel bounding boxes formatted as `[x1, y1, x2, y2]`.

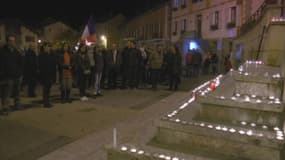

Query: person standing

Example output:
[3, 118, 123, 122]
[38, 43, 57, 108]
[23, 44, 38, 97]
[108, 43, 121, 89]
[168, 46, 182, 91]
[94, 46, 104, 96]
[210, 52, 218, 75]
[0, 35, 23, 114]
[127, 41, 141, 89]
[59, 43, 73, 103]
[78, 45, 91, 101]
[87, 45, 96, 89]
[120, 43, 130, 89]
[192, 49, 202, 77]
[149, 45, 163, 90]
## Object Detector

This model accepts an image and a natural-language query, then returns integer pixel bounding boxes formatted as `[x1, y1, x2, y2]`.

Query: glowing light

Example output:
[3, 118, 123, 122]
[208, 125, 214, 128]
[175, 119, 180, 123]
[274, 127, 280, 131]
[200, 123, 205, 127]
[246, 130, 253, 136]
[189, 41, 199, 50]
[121, 146, 128, 151]
[256, 99, 262, 103]
[262, 125, 268, 129]
[276, 131, 284, 137]
[159, 154, 165, 158]
[250, 123, 256, 127]
[244, 96, 250, 102]
[222, 127, 228, 132]
[231, 96, 237, 100]
[172, 157, 179, 160]
[216, 126, 222, 130]
[239, 130, 245, 135]
[276, 136, 284, 140]
[220, 96, 225, 100]
[38, 39, 42, 43]
[236, 93, 241, 97]
[241, 121, 247, 125]
[258, 133, 264, 137]
[138, 150, 144, 155]
[165, 156, 171, 160]
[269, 96, 275, 100]
[229, 128, 236, 133]
[251, 95, 256, 98]
[130, 148, 137, 153]
[244, 72, 249, 76]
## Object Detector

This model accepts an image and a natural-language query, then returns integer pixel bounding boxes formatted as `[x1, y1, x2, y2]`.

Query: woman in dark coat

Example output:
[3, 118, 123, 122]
[38, 43, 57, 108]
[168, 46, 182, 91]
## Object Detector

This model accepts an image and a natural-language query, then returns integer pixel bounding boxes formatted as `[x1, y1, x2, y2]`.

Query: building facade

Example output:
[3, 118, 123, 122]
[41, 21, 79, 45]
[0, 20, 39, 51]
[122, 2, 171, 47]
[170, 0, 273, 67]
[95, 14, 126, 48]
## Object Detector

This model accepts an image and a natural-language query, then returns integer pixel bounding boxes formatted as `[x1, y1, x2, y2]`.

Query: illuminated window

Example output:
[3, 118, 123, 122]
[189, 41, 199, 50]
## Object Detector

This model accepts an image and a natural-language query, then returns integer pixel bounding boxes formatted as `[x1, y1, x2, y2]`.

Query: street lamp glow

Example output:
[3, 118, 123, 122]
[38, 39, 42, 43]
[101, 35, 107, 48]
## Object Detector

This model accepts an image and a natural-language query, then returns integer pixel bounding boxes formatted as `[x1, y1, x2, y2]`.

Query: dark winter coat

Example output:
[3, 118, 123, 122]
[38, 52, 57, 85]
[169, 53, 182, 75]
[0, 45, 23, 79]
[127, 48, 141, 68]
[95, 50, 104, 73]
[23, 49, 38, 79]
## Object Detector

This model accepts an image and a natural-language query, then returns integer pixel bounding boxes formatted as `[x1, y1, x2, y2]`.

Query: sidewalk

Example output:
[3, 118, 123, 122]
[0, 75, 214, 160]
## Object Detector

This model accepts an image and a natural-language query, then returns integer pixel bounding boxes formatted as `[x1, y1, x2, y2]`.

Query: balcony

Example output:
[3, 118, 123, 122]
[238, 0, 278, 36]
[227, 22, 236, 29]
[210, 24, 219, 31]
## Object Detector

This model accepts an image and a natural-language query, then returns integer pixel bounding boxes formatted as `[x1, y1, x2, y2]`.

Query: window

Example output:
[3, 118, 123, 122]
[227, 7, 237, 29]
[173, 21, 178, 35]
[181, 0, 187, 8]
[210, 11, 219, 30]
[25, 36, 35, 42]
[230, 7, 236, 23]
[182, 19, 187, 32]
[174, 0, 179, 9]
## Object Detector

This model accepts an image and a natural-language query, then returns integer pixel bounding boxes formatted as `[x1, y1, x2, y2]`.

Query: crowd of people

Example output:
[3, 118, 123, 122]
[185, 50, 232, 77]
[0, 35, 184, 115]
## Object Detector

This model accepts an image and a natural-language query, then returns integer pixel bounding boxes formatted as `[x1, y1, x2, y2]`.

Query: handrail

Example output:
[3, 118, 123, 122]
[238, 0, 278, 36]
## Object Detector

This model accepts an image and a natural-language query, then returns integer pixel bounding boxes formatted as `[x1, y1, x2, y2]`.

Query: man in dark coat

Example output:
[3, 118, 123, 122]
[108, 43, 122, 89]
[0, 35, 23, 115]
[38, 43, 57, 108]
[127, 41, 141, 89]
[23, 44, 38, 97]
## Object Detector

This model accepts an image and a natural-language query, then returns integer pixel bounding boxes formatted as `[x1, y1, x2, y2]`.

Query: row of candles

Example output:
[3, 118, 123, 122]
[120, 145, 182, 160]
[238, 62, 281, 79]
[163, 117, 284, 141]
[167, 75, 224, 118]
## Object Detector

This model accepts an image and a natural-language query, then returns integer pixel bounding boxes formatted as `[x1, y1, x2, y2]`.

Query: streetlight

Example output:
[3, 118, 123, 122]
[101, 35, 107, 48]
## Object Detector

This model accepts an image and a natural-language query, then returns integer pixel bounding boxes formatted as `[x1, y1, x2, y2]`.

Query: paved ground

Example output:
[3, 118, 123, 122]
[0, 75, 215, 160]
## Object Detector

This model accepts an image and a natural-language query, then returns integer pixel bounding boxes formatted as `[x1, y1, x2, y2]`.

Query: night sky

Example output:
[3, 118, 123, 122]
[0, 0, 165, 29]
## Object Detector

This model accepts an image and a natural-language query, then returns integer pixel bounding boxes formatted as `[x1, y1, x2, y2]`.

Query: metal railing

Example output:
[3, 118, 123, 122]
[238, 0, 278, 36]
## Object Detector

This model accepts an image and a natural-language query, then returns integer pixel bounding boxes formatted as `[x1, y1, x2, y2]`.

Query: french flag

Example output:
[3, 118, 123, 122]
[81, 15, 96, 43]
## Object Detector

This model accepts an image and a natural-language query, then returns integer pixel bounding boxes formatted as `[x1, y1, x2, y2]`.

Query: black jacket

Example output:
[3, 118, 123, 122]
[127, 48, 141, 68]
[23, 49, 38, 78]
[0, 45, 23, 79]
[38, 52, 57, 85]
[169, 53, 182, 75]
